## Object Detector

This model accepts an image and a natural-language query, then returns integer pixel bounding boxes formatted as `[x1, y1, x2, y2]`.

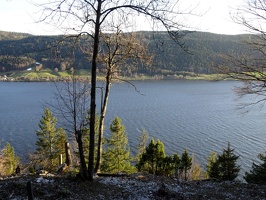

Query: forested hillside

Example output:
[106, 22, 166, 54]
[0, 30, 252, 77]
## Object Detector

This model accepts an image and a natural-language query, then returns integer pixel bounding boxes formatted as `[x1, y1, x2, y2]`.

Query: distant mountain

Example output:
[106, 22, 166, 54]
[0, 30, 253, 76]
[0, 31, 32, 41]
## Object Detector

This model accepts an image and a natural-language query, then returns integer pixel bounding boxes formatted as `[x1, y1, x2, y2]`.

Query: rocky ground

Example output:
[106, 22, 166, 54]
[1, 174, 266, 200]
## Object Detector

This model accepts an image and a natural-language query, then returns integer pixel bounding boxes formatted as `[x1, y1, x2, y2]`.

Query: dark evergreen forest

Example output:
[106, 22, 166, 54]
[0, 30, 252, 76]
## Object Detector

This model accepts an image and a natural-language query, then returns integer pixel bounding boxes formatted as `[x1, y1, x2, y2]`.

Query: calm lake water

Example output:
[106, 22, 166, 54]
[1, 80, 266, 177]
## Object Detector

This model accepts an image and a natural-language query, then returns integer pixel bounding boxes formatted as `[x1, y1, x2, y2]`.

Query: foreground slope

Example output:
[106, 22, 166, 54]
[1, 174, 265, 199]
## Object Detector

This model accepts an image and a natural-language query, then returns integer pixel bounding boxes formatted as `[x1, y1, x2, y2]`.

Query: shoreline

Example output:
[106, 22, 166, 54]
[0, 71, 230, 82]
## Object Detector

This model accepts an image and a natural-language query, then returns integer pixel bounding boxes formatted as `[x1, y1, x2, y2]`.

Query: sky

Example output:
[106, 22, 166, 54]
[0, 0, 248, 36]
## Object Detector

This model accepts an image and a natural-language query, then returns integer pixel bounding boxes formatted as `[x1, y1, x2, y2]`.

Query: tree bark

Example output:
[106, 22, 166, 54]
[76, 130, 88, 178]
[88, 0, 102, 181]
[95, 70, 111, 173]
[65, 142, 71, 166]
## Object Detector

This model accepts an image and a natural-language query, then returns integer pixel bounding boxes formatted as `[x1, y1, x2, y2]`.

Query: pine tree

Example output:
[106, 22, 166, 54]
[139, 138, 156, 173]
[1, 142, 19, 176]
[102, 116, 134, 174]
[206, 151, 220, 179]
[160, 155, 174, 176]
[218, 142, 240, 181]
[180, 149, 192, 180]
[244, 152, 266, 184]
[35, 107, 67, 171]
[154, 139, 166, 174]
[137, 138, 166, 174]
[136, 129, 148, 162]
[173, 153, 181, 178]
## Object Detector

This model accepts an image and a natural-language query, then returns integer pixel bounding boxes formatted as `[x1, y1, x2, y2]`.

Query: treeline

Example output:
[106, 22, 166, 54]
[1, 107, 266, 184]
[0, 31, 31, 41]
[0, 30, 253, 76]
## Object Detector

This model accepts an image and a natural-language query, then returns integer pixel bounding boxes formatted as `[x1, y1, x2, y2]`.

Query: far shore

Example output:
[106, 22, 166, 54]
[0, 69, 230, 82]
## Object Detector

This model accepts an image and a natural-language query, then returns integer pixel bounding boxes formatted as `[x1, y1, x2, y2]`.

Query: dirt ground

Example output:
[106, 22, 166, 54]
[1, 174, 266, 199]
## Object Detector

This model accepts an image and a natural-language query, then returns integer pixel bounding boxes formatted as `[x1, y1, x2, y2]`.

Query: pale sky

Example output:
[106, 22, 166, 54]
[0, 0, 248, 35]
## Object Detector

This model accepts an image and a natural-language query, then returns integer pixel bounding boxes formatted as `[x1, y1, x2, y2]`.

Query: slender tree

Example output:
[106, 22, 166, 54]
[52, 74, 90, 178]
[173, 153, 181, 178]
[36, 0, 194, 181]
[136, 129, 149, 162]
[81, 110, 100, 166]
[180, 149, 192, 181]
[220, 0, 266, 109]
[35, 107, 67, 171]
[102, 116, 134, 174]
[90, 27, 152, 173]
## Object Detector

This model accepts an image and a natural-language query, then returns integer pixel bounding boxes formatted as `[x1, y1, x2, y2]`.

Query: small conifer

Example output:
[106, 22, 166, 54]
[244, 152, 266, 184]
[137, 138, 166, 174]
[180, 149, 192, 180]
[35, 107, 67, 171]
[102, 116, 134, 173]
[218, 142, 240, 181]
[1, 142, 19, 176]
[207, 143, 240, 181]
[206, 151, 220, 179]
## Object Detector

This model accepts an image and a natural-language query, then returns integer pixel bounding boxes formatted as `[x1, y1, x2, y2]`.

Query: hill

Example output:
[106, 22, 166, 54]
[0, 31, 31, 41]
[0, 30, 252, 79]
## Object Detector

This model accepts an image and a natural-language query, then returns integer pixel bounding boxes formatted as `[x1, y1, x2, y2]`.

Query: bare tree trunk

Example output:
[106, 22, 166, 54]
[88, 0, 102, 181]
[95, 71, 111, 173]
[65, 142, 71, 166]
[76, 130, 88, 178]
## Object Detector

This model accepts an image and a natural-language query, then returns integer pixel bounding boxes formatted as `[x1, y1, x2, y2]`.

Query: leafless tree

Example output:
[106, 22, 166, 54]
[50, 74, 90, 178]
[93, 25, 152, 173]
[35, 0, 195, 181]
[220, 0, 266, 109]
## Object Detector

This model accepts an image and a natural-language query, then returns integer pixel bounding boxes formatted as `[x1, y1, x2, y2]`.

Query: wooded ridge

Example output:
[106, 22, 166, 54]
[0, 30, 253, 77]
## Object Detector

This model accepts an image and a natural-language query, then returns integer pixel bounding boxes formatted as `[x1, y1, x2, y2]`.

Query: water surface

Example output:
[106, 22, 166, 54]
[1, 80, 265, 177]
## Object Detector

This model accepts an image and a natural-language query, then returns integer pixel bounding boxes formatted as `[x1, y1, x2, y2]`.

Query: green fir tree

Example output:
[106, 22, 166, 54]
[137, 138, 166, 174]
[180, 149, 192, 180]
[206, 151, 220, 179]
[244, 152, 266, 184]
[218, 142, 240, 181]
[35, 107, 67, 171]
[102, 116, 134, 174]
[159, 155, 174, 176]
[207, 143, 240, 181]
[173, 153, 181, 178]
[1, 142, 19, 176]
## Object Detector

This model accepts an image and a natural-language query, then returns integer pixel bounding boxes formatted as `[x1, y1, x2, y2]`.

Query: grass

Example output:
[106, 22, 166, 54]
[0, 68, 229, 82]
[186, 73, 230, 81]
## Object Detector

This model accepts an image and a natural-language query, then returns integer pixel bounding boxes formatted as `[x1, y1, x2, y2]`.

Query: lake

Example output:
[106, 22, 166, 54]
[1, 80, 266, 177]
